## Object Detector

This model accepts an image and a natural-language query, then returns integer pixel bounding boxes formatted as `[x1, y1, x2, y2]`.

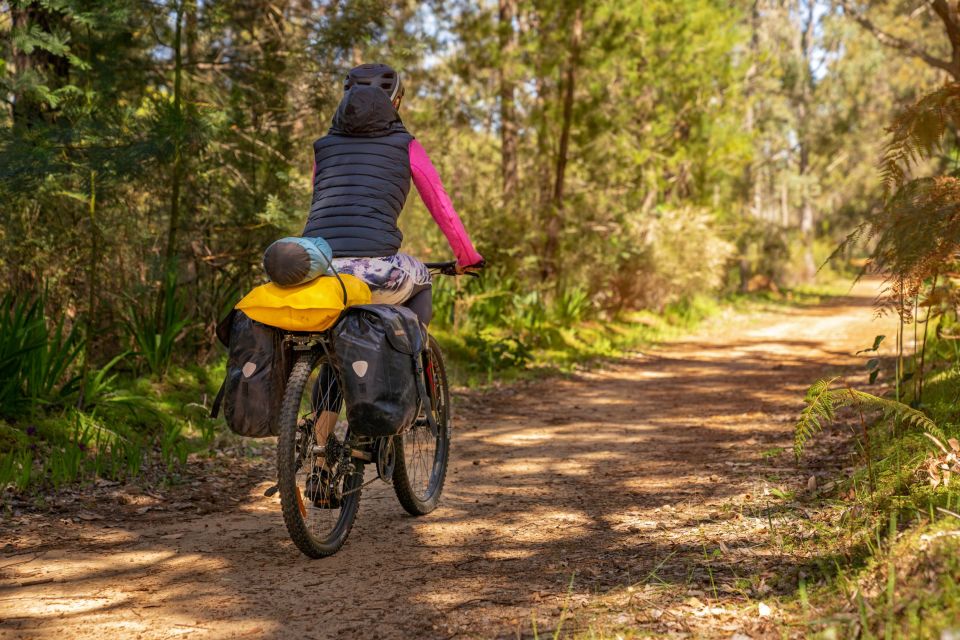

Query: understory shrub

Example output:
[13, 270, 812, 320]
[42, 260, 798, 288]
[0, 292, 82, 419]
[604, 207, 735, 311]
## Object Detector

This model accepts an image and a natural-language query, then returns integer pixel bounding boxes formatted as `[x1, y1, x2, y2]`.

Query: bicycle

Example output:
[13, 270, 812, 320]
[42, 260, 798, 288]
[273, 260, 472, 558]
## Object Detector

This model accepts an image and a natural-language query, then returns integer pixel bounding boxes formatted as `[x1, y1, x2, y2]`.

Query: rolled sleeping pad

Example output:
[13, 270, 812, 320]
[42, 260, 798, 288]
[262, 236, 334, 287]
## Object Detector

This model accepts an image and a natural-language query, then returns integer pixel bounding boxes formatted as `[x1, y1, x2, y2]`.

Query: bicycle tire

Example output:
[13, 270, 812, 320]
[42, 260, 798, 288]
[392, 335, 451, 515]
[277, 353, 363, 558]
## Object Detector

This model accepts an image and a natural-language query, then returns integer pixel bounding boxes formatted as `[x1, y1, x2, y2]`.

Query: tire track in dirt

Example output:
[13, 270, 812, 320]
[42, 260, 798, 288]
[0, 281, 893, 639]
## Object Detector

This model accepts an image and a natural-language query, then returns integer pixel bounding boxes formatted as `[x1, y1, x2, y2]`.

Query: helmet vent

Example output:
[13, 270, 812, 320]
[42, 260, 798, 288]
[344, 63, 403, 102]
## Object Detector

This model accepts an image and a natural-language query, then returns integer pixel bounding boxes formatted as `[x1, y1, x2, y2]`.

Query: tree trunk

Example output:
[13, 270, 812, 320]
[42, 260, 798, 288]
[795, 0, 817, 281]
[530, 9, 553, 256]
[164, 0, 185, 283]
[745, 0, 765, 221]
[739, 0, 761, 292]
[542, 4, 582, 281]
[10, 6, 37, 125]
[184, 0, 201, 304]
[499, 0, 519, 204]
[9, 3, 69, 127]
[552, 5, 581, 210]
[78, 171, 99, 409]
[780, 177, 789, 227]
[158, 0, 185, 330]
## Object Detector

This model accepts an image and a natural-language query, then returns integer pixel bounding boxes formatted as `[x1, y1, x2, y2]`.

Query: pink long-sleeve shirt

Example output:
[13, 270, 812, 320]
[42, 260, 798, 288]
[407, 139, 484, 268]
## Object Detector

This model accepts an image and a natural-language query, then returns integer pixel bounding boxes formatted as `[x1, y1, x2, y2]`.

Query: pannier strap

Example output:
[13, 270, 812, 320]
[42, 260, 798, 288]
[210, 381, 226, 419]
[215, 309, 238, 347]
[319, 249, 348, 306]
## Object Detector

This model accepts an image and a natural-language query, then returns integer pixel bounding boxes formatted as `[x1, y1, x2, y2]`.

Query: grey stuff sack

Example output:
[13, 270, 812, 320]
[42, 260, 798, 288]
[332, 304, 425, 438]
[214, 310, 291, 438]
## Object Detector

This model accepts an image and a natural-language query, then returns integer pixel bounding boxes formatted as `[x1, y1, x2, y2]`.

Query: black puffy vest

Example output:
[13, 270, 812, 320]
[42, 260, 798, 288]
[303, 85, 413, 257]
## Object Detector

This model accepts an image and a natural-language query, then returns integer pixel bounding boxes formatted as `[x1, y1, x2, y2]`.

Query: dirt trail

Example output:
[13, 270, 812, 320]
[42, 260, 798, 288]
[1, 281, 894, 639]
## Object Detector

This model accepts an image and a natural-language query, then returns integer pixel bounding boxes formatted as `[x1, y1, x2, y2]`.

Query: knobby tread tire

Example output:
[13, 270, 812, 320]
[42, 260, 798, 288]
[278, 353, 361, 558]
[392, 335, 450, 516]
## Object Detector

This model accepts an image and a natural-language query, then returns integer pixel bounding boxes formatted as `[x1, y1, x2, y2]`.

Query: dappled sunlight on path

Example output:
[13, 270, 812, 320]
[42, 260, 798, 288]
[1, 281, 894, 639]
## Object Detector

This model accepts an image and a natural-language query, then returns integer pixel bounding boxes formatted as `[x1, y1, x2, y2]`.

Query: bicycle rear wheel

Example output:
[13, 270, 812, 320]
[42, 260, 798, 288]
[277, 353, 363, 558]
[392, 335, 451, 515]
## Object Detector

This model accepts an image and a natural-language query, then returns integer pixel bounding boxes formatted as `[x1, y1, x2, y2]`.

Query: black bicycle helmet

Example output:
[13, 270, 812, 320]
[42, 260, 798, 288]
[344, 63, 404, 103]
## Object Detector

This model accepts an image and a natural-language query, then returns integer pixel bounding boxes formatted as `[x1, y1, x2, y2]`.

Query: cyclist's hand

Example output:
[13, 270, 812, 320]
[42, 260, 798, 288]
[456, 259, 485, 276]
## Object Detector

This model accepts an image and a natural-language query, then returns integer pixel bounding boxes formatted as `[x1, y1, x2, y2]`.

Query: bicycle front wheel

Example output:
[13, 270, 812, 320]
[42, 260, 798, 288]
[393, 335, 451, 515]
[277, 353, 363, 558]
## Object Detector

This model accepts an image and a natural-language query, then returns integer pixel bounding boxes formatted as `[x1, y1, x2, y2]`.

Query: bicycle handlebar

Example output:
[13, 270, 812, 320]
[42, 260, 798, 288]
[424, 260, 484, 277]
[423, 260, 457, 270]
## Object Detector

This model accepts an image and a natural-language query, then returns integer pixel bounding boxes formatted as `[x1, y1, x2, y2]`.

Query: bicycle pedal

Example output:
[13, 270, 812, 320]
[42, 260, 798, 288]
[263, 484, 279, 497]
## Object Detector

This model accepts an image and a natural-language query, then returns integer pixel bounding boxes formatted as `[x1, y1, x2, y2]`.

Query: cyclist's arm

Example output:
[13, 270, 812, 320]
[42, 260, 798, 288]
[408, 139, 484, 268]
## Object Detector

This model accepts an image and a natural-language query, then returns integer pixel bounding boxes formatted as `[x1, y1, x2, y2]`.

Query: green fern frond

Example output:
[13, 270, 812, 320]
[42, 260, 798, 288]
[794, 378, 944, 459]
[846, 390, 940, 433]
[794, 376, 842, 459]
[824, 223, 869, 273]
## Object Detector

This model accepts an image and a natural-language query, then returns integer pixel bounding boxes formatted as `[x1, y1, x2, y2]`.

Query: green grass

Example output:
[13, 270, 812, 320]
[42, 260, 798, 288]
[0, 362, 228, 495]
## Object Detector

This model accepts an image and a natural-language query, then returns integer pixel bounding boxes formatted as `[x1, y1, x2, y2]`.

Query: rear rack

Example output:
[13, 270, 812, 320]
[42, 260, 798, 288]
[286, 334, 326, 351]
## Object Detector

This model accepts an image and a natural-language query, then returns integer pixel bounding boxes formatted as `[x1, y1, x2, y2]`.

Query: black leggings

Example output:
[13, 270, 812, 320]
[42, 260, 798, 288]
[404, 284, 433, 326]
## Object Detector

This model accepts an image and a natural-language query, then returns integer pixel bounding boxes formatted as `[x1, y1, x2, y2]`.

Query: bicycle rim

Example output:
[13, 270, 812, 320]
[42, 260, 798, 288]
[277, 353, 363, 558]
[393, 336, 450, 514]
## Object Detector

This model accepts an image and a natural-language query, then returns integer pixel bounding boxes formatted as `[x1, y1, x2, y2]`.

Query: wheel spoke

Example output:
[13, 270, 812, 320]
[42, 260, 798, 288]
[278, 355, 362, 558]
[393, 338, 450, 515]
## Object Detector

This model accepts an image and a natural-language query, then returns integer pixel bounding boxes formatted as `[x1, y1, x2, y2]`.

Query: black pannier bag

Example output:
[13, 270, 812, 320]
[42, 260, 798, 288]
[332, 304, 435, 438]
[211, 310, 291, 437]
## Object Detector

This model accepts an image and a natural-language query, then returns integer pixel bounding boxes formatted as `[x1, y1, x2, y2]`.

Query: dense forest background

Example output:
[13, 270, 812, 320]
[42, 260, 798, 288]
[0, 0, 945, 363]
[1, 0, 957, 454]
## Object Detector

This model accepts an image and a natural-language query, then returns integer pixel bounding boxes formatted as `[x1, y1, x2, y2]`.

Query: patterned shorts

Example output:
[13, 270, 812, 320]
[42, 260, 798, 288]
[331, 253, 430, 305]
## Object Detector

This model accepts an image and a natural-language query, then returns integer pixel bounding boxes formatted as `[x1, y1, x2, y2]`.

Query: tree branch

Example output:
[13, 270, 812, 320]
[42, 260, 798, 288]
[930, 0, 960, 46]
[840, 0, 958, 78]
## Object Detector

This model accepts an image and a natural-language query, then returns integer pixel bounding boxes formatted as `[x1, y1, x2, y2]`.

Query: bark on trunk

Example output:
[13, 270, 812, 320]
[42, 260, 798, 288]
[552, 6, 581, 209]
[744, 0, 762, 220]
[542, 5, 582, 282]
[499, 0, 519, 205]
[10, 3, 70, 126]
[78, 171, 99, 409]
[795, 0, 817, 281]
[157, 0, 184, 284]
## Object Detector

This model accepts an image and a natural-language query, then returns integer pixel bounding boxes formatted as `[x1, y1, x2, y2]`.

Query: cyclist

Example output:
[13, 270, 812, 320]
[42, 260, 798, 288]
[295, 63, 482, 506]
[299, 62, 484, 325]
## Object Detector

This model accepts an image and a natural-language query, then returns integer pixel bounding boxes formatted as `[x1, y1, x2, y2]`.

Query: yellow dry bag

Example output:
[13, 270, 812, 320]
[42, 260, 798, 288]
[235, 274, 371, 332]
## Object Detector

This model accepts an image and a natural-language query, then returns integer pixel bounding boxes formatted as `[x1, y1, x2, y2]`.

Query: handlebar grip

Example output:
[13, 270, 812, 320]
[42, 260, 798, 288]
[424, 259, 486, 277]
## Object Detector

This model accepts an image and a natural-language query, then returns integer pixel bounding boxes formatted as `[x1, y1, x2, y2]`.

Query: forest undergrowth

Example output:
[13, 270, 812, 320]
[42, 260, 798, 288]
[762, 83, 960, 639]
[0, 278, 840, 501]
[771, 328, 960, 639]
